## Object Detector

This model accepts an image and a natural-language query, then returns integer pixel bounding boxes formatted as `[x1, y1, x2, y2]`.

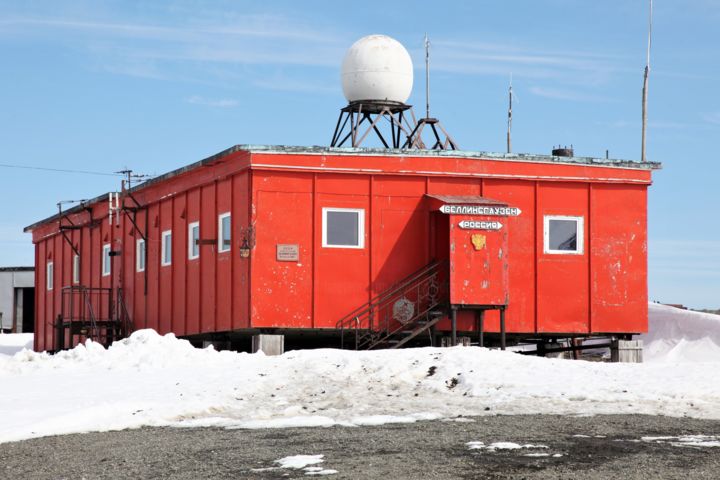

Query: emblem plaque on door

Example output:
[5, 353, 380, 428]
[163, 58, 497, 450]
[471, 234, 487, 251]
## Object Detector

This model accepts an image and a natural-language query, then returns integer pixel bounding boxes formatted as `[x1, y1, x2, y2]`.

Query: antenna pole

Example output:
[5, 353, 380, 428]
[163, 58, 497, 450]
[507, 74, 513, 154]
[424, 33, 430, 119]
[641, 0, 653, 162]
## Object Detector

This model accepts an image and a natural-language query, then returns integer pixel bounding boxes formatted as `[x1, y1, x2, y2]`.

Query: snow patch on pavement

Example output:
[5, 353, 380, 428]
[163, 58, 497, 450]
[467, 441, 548, 451]
[641, 435, 720, 448]
[272, 455, 337, 476]
[275, 454, 325, 469]
[467, 441, 564, 458]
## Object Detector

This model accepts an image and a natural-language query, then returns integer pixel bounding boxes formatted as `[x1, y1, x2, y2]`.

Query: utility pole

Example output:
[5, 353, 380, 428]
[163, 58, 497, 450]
[424, 33, 430, 119]
[507, 74, 513, 154]
[641, 0, 653, 162]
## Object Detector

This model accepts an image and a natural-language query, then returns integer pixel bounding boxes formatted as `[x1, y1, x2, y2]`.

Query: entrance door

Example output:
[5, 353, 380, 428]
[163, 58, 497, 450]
[448, 214, 509, 307]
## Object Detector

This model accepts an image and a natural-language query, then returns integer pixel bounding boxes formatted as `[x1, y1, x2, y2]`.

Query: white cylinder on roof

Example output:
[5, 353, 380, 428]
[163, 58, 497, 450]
[341, 34, 413, 104]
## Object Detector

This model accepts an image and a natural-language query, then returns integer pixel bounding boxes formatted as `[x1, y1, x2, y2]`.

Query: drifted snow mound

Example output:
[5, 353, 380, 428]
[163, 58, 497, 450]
[642, 303, 720, 363]
[0, 333, 33, 357]
[2, 328, 720, 444]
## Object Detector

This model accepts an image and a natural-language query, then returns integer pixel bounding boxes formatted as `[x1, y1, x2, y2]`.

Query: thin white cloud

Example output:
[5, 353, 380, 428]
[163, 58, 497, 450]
[185, 96, 238, 108]
[251, 77, 338, 94]
[650, 239, 720, 254]
[649, 239, 720, 277]
[425, 39, 628, 85]
[703, 112, 720, 125]
[0, 16, 334, 42]
[0, 13, 345, 79]
[599, 119, 717, 130]
[529, 86, 613, 102]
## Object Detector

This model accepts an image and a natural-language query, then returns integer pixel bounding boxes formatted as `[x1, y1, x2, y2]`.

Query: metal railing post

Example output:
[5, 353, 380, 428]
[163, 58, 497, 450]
[500, 307, 506, 351]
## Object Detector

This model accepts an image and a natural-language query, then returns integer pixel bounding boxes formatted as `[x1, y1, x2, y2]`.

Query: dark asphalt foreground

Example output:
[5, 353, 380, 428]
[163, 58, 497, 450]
[2, 415, 720, 479]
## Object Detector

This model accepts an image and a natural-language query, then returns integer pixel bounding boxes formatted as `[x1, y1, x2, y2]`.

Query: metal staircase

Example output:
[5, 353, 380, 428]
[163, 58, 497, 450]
[55, 286, 133, 351]
[337, 260, 449, 350]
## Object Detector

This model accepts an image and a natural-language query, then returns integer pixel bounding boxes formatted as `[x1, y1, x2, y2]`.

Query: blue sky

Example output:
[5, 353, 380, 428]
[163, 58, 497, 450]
[1, 1, 718, 308]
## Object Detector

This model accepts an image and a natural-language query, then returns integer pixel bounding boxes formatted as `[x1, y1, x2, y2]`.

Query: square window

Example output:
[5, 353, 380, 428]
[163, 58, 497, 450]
[102, 244, 111, 276]
[136, 238, 146, 272]
[72, 254, 80, 284]
[322, 208, 364, 248]
[46, 261, 53, 291]
[544, 216, 584, 254]
[188, 222, 200, 260]
[161, 230, 172, 266]
[218, 213, 231, 252]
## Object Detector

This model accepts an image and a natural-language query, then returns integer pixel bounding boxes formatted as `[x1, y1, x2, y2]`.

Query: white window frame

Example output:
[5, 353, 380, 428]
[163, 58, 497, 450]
[102, 244, 112, 276]
[188, 221, 200, 260]
[46, 261, 53, 291]
[218, 212, 231, 253]
[161, 230, 172, 266]
[136, 238, 146, 272]
[322, 207, 365, 249]
[543, 215, 584, 255]
[72, 254, 80, 284]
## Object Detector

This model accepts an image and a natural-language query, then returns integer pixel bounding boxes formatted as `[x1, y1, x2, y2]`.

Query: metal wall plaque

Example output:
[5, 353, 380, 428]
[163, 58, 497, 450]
[276, 244, 299, 261]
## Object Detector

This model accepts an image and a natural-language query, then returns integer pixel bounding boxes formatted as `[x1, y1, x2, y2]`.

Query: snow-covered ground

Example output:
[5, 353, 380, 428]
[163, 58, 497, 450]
[0, 332, 32, 357]
[642, 302, 720, 363]
[0, 304, 718, 445]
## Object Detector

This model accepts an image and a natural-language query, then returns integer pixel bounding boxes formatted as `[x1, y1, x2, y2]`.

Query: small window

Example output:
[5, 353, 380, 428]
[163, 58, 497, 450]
[322, 208, 365, 248]
[218, 213, 231, 252]
[136, 238, 146, 272]
[72, 254, 80, 284]
[188, 222, 200, 260]
[102, 244, 111, 276]
[544, 215, 584, 254]
[46, 261, 53, 291]
[161, 230, 172, 266]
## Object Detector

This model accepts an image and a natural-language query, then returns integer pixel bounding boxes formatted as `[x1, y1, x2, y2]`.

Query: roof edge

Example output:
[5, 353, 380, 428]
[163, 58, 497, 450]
[25, 144, 661, 233]
[243, 144, 662, 171]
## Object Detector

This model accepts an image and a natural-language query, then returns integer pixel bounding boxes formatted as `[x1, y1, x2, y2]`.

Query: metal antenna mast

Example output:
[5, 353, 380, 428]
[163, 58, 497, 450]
[507, 74, 513, 154]
[424, 33, 430, 119]
[641, 0, 653, 162]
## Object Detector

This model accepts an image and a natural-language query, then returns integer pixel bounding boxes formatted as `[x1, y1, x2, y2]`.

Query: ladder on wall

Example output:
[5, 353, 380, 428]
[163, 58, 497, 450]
[337, 260, 449, 350]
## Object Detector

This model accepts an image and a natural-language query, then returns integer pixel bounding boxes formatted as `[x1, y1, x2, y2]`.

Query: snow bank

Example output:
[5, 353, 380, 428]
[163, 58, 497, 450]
[642, 303, 720, 363]
[0, 333, 33, 357]
[2, 328, 720, 444]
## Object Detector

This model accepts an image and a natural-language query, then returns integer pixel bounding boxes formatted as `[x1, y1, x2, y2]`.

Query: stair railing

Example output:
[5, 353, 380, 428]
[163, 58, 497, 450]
[116, 288, 133, 338]
[59, 286, 130, 349]
[337, 260, 448, 349]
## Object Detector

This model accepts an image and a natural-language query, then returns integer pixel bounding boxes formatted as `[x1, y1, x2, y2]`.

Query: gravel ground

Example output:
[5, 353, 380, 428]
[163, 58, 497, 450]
[2, 415, 720, 479]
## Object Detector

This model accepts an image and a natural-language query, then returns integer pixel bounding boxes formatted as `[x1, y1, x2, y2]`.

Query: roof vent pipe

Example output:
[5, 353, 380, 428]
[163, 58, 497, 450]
[552, 145, 574, 157]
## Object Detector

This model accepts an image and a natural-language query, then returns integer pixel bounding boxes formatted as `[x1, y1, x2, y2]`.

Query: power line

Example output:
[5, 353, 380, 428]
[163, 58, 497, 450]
[0, 162, 124, 177]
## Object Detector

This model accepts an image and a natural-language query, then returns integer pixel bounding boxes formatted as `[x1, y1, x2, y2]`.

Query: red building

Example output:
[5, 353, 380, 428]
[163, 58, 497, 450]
[25, 145, 660, 352]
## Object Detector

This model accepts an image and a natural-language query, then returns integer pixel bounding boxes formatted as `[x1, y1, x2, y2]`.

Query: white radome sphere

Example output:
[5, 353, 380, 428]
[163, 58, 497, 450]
[341, 34, 413, 104]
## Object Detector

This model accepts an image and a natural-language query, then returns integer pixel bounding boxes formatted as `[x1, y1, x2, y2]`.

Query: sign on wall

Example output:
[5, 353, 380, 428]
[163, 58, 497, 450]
[458, 220, 503, 230]
[440, 205, 521, 216]
[276, 244, 299, 262]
